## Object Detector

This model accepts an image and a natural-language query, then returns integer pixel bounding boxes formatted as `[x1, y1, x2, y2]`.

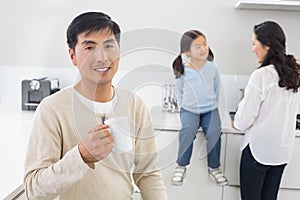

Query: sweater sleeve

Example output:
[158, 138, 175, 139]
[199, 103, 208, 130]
[132, 97, 168, 200]
[23, 99, 92, 200]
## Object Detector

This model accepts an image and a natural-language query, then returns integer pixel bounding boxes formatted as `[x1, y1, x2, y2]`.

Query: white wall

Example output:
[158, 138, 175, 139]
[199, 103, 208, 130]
[0, 64, 250, 115]
[1, 0, 300, 75]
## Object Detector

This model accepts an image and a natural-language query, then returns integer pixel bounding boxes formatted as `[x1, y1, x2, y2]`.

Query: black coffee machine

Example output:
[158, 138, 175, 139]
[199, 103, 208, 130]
[21, 77, 60, 111]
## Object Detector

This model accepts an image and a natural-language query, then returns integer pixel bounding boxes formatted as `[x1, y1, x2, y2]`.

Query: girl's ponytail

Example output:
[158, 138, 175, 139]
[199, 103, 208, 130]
[172, 55, 184, 79]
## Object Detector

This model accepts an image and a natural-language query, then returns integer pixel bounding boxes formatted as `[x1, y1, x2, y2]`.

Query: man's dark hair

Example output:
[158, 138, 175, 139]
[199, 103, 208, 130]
[66, 12, 121, 51]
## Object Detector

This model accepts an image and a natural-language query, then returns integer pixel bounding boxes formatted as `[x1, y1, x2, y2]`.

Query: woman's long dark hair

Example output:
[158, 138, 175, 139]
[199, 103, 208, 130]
[254, 21, 300, 92]
[172, 30, 214, 79]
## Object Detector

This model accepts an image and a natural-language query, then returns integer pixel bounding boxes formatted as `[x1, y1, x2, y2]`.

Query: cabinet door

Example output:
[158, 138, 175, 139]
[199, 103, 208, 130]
[224, 133, 300, 190]
[154, 130, 179, 169]
[280, 136, 300, 189]
[222, 186, 241, 200]
[154, 130, 227, 170]
[277, 188, 300, 199]
[222, 187, 300, 200]
[224, 133, 243, 186]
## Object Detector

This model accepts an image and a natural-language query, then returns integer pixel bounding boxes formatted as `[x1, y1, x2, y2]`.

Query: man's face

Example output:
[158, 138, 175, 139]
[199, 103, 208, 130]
[69, 29, 120, 86]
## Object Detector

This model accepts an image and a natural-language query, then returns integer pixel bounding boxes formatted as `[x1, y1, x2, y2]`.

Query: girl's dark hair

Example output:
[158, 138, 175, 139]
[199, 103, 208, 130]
[172, 30, 214, 78]
[254, 21, 300, 92]
[66, 12, 121, 51]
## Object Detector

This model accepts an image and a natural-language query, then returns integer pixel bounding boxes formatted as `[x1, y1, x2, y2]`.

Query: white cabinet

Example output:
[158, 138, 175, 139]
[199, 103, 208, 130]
[154, 130, 225, 200]
[224, 133, 300, 190]
[277, 188, 300, 200]
[222, 186, 241, 200]
[280, 136, 300, 189]
[235, 0, 300, 11]
[153, 129, 300, 199]
[223, 133, 243, 186]
[154, 130, 179, 169]
[222, 186, 300, 200]
[154, 129, 227, 171]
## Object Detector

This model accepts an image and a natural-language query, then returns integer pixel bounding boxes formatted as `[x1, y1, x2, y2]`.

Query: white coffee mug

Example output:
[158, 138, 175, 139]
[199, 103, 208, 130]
[105, 116, 133, 153]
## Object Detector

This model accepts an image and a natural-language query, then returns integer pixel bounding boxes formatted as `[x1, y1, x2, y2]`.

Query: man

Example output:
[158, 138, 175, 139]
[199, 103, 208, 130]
[24, 11, 167, 200]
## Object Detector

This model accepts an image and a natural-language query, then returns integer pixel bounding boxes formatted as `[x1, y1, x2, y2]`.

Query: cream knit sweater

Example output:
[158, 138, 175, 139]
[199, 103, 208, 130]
[24, 86, 167, 200]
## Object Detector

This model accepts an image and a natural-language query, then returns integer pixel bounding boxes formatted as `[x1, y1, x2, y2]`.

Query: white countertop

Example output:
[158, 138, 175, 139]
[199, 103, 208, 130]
[152, 111, 242, 133]
[0, 104, 34, 199]
[152, 111, 300, 136]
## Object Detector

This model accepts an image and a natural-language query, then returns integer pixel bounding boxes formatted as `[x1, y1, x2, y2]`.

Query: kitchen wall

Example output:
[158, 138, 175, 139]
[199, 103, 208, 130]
[0, 64, 249, 115]
[1, 0, 300, 110]
[1, 0, 300, 75]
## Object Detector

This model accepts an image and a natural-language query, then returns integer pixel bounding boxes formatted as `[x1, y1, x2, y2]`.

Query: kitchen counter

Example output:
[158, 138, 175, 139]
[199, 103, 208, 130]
[0, 104, 34, 199]
[152, 111, 300, 137]
[152, 111, 242, 133]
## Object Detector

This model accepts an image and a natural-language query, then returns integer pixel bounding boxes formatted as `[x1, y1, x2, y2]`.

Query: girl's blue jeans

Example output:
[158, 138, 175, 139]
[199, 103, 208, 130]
[177, 108, 221, 168]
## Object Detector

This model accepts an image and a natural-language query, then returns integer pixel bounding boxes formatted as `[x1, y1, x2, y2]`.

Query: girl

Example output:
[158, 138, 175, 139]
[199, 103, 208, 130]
[171, 30, 228, 186]
[234, 21, 300, 200]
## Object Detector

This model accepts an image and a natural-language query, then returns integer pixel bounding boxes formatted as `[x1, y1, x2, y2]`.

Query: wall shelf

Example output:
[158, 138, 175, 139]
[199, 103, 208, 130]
[235, 0, 300, 11]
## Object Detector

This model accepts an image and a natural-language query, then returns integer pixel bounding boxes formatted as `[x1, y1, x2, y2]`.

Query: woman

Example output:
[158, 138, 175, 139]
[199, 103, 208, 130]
[233, 21, 300, 200]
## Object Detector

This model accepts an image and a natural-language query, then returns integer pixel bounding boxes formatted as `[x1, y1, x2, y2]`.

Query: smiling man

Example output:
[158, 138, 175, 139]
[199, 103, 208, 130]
[24, 12, 167, 200]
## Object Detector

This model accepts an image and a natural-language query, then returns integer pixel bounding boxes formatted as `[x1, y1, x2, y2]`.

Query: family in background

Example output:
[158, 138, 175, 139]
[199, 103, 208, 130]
[171, 30, 228, 186]
[233, 21, 300, 200]
[23, 10, 300, 200]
